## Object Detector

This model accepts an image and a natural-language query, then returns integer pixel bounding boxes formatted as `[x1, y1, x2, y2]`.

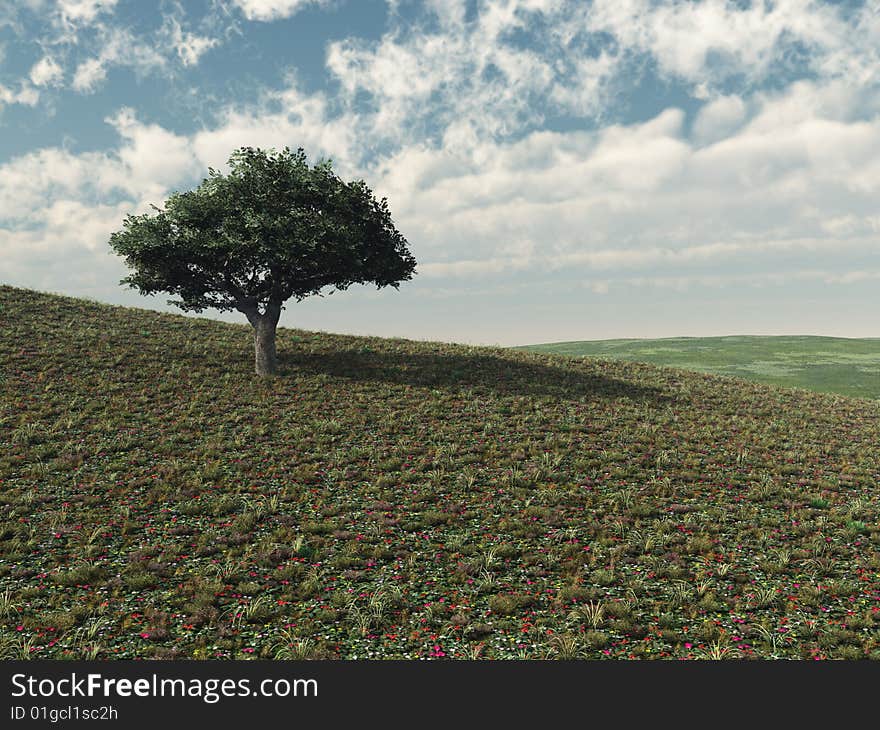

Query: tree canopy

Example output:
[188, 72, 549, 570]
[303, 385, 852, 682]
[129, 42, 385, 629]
[110, 146, 416, 316]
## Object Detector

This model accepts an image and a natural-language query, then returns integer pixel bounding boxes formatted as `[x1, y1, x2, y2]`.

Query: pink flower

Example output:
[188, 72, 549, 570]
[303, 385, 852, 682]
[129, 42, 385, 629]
[139, 632, 150, 639]
[242, 647, 255, 654]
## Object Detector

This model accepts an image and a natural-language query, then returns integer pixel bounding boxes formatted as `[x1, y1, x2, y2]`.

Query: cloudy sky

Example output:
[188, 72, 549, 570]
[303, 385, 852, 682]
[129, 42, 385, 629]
[1, 0, 878, 345]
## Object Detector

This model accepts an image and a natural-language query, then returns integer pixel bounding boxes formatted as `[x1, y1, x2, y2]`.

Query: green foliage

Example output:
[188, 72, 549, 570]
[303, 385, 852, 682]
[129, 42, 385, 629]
[1, 286, 880, 660]
[109, 146, 416, 315]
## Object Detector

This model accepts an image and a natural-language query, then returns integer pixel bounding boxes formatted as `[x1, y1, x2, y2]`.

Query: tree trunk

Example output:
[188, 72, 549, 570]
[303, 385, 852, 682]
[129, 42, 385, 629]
[237, 301, 282, 376]
[253, 317, 277, 375]
[251, 302, 282, 376]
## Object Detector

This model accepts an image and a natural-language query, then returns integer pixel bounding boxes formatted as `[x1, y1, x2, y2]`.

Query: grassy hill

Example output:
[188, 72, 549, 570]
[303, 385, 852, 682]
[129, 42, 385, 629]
[519, 335, 880, 400]
[2, 285, 880, 660]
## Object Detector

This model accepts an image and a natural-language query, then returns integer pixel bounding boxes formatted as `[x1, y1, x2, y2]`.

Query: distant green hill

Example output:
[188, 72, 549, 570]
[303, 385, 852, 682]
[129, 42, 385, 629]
[518, 335, 880, 400]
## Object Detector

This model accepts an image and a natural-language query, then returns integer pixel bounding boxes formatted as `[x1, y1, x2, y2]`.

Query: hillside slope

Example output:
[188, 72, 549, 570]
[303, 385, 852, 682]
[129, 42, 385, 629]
[519, 335, 880, 400]
[1, 285, 879, 660]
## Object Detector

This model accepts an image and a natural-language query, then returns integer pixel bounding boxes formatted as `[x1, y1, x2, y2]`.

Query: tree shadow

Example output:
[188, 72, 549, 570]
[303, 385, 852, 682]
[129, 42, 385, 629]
[280, 347, 669, 403]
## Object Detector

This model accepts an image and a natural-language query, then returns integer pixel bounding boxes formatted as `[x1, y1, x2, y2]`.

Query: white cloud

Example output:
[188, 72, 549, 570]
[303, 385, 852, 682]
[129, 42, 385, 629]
[0, 82, 40, 108]
[587, 268, 880, 294]
[825, 270, 880, 285]
[423, 0, 467, 27]
[70, 26, 166, 93]
[56, 0, 118, 27]
[11, 2, 224, 102]
[417, 235, 880, 279]
[365, 75, 880, 285]
[29, 55, 64, 86]
[160, 16, 219, 67]
[0, 103, 212, 313]
[0, 148, 127, 223]
[548, 49, 618, 117]
[231, 0, 328, 22]
[692, 94, 747, 145]
[174, 31, 218, 67]
[71, 57, 106, 93]
[41, 199, 133, 251]
[317, 0, 879, 157]
[583, 0, 850, 93]
[0, 109, 198, 227]
[107, 108, 201, 195]
[325, 1, 617, 147]
[191, 78, 357, 173]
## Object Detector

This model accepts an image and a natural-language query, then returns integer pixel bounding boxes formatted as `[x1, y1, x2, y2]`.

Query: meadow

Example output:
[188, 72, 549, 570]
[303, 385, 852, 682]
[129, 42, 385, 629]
[519, 336, 880, 400]
[2, 285, 880, 660]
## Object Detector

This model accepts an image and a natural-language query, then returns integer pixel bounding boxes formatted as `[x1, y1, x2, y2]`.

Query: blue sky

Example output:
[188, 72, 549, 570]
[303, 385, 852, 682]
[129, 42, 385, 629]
[1, 0, 879, 345]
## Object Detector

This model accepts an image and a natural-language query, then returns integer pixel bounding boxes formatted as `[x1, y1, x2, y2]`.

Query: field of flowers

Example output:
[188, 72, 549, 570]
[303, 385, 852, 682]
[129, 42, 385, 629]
[2, 284, 880, 659]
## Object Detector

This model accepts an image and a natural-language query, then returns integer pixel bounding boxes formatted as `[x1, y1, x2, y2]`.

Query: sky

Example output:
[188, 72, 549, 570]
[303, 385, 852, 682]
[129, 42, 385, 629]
[1, 0, 879, 346]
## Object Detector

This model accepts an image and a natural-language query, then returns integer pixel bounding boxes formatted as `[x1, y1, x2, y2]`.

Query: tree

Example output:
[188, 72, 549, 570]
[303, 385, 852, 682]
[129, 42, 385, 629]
[109, 146, 416, 375]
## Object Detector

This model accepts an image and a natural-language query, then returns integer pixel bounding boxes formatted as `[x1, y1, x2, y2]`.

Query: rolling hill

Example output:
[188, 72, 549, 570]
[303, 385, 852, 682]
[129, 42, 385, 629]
[519, 335, 880, 400]
[1, 285, 879, 660]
